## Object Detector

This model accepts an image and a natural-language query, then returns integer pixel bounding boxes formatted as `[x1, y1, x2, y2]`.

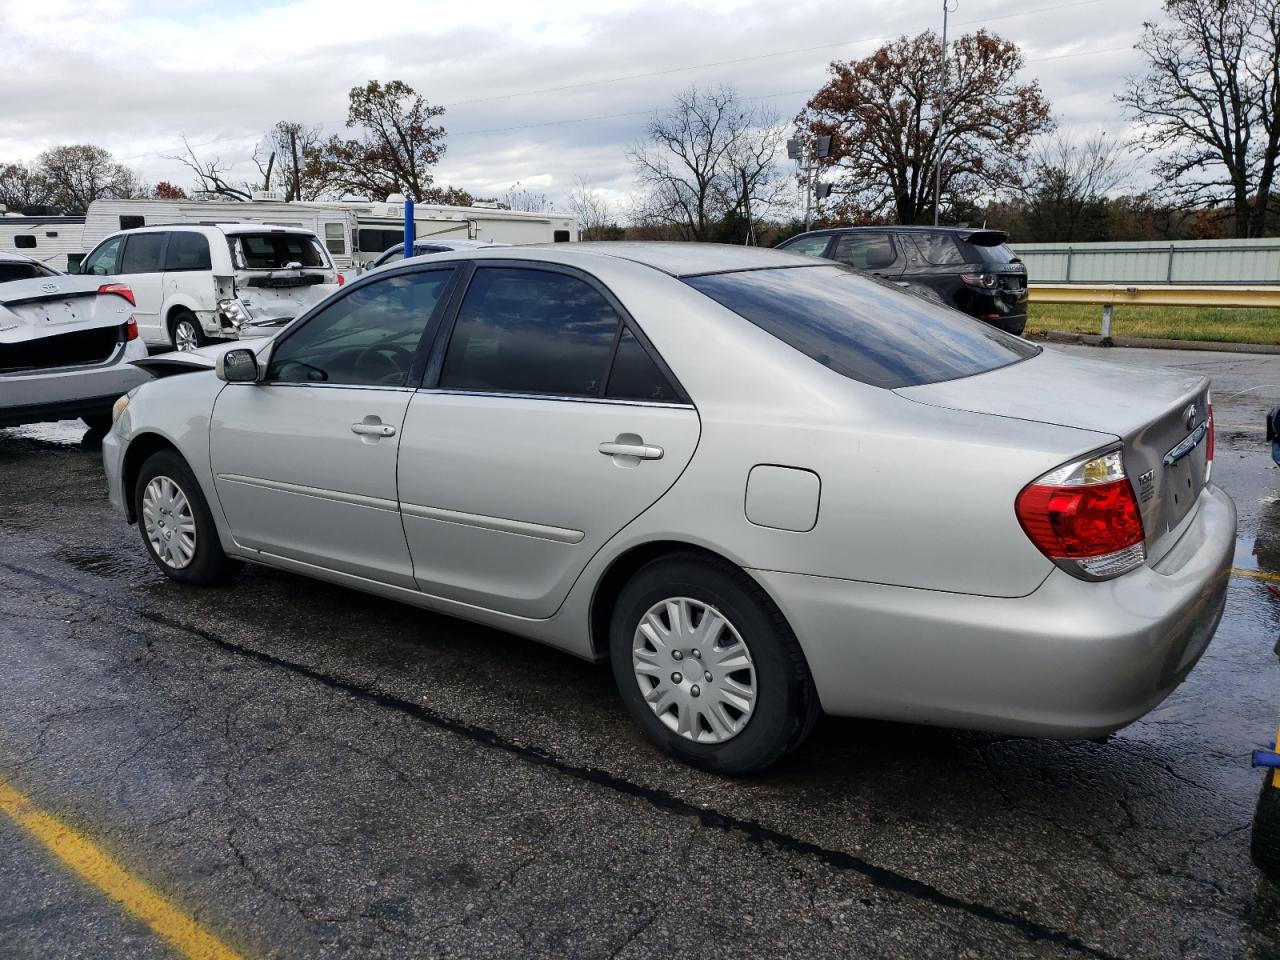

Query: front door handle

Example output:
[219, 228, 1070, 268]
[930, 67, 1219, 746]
[351, 419, 396, 437]
[599, 440, 663, 460]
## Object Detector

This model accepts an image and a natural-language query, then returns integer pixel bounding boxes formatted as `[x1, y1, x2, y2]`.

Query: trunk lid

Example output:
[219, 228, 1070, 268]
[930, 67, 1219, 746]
[0, 276, 132, 372]
[896, 348, 1211, 562]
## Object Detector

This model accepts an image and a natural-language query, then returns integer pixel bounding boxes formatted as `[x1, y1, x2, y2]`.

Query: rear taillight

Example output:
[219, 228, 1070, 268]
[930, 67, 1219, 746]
[125, 317, 138, 342]
[98, 282, 136, 306]
[337, 273, 345, 286]
[1015, 448, 1146, 580]
[1206, 397, 1215, 476]
[960, 273, 997, 288]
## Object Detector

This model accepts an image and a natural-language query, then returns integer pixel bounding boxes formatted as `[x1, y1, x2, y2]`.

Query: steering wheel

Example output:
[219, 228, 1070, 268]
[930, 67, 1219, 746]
[353, 344, 414, 385]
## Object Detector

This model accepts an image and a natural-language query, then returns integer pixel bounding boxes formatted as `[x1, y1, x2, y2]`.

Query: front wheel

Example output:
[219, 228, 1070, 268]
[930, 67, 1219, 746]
[170, 311, 205, 352]
[134, 450, 236, 585]
[609, 553, 818, 774]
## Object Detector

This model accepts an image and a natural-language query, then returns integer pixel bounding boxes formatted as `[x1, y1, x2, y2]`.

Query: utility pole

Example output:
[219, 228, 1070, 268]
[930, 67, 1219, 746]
[932, 0, 957, 226]
[789, 135, 831, 232]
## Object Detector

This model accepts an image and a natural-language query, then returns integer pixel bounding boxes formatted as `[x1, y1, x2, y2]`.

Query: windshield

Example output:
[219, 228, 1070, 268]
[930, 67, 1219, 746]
[685, 264, 1038, 389]
[233, 233, 328, 270]
[0, 261, 57, 283]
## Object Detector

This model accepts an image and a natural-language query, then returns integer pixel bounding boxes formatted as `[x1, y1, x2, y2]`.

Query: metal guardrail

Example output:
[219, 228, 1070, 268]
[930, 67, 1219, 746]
[1028, 284, 1280, 340]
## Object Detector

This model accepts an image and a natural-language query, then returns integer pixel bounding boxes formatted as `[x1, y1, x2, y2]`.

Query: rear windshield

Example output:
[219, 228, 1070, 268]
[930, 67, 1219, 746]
[685, 265, 1037, 389]
[958, 239, 1018, 265]
[233, 234, 327, 270]
[0, 261, 56, 283]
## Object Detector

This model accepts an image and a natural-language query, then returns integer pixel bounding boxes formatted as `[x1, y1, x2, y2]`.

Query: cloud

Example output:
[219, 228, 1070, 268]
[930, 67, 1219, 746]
[1, 0, 1164, 210]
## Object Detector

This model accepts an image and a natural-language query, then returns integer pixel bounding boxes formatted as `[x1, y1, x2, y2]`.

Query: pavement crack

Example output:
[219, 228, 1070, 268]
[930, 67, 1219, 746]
[0, 559, 1124, 960]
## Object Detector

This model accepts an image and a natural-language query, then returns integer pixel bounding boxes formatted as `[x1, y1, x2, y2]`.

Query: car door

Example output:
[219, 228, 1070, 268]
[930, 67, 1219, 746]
[208, 267, 458, 588]
[397, 263, 701, 619]
[117, 232, 168, 342]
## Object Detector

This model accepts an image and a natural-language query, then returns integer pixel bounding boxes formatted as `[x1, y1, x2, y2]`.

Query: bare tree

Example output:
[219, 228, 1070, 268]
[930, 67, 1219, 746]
[1119, 0, 1280, 237]
[718, 104, 789, 242]
[500, 181, 552, 212]
[1019, 131, 1134, 240]
[631, 84, 782, 241]
[168, 136, 254, 201]
[37, 145, 141, 214]
[254, 121, 326, 201]
[567, 177, 615, 239]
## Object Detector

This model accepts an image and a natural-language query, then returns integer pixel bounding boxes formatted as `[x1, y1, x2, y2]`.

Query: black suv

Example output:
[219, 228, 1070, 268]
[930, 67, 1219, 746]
[775, 226, 1029, 334]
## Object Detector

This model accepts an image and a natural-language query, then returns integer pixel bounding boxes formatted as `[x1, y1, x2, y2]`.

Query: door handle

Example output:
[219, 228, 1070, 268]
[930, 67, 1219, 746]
[351, 421, 396, 437]
[599, 440, 663, 460]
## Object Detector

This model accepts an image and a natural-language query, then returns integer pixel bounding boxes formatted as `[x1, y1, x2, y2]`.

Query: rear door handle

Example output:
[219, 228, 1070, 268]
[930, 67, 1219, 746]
[598, 441, 663, 460]
[352, 421, 396, 437]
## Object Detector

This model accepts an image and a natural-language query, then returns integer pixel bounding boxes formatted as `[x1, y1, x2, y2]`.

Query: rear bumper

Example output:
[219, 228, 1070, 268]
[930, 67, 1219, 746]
[0, 341, 148, 427]
[753, 482, 1235, 738]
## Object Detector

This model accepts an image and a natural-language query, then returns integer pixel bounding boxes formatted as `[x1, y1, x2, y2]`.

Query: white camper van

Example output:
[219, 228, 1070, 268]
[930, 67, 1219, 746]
[0, 213, 87, 272]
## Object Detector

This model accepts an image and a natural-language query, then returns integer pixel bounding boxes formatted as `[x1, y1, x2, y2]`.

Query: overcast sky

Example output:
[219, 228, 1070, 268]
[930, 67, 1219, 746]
[1, 0, 1164, 213]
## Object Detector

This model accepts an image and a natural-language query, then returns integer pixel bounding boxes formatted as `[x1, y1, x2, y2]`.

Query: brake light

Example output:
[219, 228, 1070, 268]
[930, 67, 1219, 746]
[337, 273, 345, 286]
[960, 273, 997, 288]
[126, 317, 138, 341]
[1015, 449, 1146, 580]
[1206, 399, 1215, 467]
[98, 283, 136, 306]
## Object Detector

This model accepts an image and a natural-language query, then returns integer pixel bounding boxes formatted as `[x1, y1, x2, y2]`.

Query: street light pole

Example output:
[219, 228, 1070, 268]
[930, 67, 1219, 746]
[932, 0, 957, 226]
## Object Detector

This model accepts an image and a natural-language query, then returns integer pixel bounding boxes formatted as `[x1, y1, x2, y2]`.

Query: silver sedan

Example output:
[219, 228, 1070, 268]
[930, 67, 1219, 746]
[102, 243, 1235, 773]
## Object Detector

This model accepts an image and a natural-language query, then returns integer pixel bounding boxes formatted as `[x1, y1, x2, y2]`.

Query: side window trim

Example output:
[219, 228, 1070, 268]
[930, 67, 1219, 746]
[418, 259, 691, 406]
[263, 263, 463, 389]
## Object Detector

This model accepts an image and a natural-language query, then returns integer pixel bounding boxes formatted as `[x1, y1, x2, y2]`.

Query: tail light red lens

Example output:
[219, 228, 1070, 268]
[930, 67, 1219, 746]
[960, 273, 997, 288]
[98, 283, 136, 306]
[1206, 401, 1215, 466]
[125, 317, 138, 341]
[1015, 449, 1146, 580]
[337, 273, 345, 286]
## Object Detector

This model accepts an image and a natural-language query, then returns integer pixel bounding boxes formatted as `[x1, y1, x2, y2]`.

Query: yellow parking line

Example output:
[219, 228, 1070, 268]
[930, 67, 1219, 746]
[0, 777, 245, 960]
[1233, 566, 1280, 584]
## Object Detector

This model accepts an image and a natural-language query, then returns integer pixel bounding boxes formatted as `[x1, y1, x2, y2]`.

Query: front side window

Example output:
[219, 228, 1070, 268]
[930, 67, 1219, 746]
[906, 233, 966, 266]
[82, 236, 124, 276]
[266, 269, 453, 387]
[164, 232, 211, 271]
[119, 233, 166, 274]
[777, 235, 830, 258]
[829, 234, 896, 271]
[440, 267, 619, 397]
[686, 264, 1037, 389]
[235, 233, 326, 269]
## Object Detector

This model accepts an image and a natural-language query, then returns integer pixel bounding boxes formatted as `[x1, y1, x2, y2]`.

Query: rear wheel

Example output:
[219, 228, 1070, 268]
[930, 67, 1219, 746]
[134, 450, 235, 585]
[609, 553, 818, 774]
[170, 310, 205, 352]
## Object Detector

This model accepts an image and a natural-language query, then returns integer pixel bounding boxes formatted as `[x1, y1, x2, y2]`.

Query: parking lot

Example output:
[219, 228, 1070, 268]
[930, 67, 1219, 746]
[0, 343, 1278, 959]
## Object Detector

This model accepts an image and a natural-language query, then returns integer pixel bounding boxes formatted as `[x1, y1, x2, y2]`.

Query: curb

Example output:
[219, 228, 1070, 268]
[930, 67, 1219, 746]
[1030, 330, 1280, 356]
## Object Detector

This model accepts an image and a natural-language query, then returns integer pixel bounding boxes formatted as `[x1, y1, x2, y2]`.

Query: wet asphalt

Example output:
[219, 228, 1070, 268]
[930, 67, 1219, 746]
[1, 344, 1280, 959]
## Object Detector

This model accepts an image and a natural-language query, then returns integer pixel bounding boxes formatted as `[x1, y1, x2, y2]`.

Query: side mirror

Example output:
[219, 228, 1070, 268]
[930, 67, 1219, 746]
[216, 348, 260, 383]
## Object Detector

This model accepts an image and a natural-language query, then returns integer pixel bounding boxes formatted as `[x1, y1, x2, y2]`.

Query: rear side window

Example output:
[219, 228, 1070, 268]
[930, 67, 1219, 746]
[119, 233, 166, 274]
[440, 268, 619, 397]
[607, 328, 678, 402]
[829, 234, 896, 270]
[164, 232, 211, 271]
[236, 234, 326, 269]
[685, 265, 1037, 389]
[905, 233, 965, 266]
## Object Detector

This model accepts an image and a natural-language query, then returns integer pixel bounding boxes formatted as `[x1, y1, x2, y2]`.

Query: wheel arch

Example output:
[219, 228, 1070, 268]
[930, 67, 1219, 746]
[164, 300, 203, 333]
[120, 432, 183, 523]
[587, 539, 787, 661]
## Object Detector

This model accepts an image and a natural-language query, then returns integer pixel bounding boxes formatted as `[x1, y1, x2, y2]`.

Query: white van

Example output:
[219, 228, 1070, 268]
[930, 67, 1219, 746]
[79, 224, 340, 350]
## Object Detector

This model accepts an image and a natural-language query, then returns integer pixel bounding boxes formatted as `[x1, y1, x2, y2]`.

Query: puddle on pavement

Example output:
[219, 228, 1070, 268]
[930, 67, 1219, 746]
[0, 420, 102, 451]
[59, 550, 142, 579]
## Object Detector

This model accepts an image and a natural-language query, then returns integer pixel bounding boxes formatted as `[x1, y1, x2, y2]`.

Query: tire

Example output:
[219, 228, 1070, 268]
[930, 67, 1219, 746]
[1252, 772, 1280, 885]
[133, 449, 236, 585]
[170, 310, 205, 352]
[80, 411, 113, 432]
[609, 552, 819, 774]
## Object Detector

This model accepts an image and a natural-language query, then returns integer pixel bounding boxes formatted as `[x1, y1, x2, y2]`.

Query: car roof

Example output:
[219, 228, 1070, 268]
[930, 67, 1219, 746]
[0, 251, 39, 265]
[412, 238, 505, 249]
[784, 225, 1008, 239]
[115, 223, 320, 237]
[504, 241, 818, 278]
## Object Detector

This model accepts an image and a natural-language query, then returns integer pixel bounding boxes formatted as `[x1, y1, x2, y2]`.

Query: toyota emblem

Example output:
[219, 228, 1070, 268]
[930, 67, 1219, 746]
[40, 282, 59, 294]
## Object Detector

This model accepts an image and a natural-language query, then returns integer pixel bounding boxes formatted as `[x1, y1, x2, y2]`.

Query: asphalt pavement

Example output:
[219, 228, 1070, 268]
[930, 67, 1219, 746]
[2, 343, 1280, 959]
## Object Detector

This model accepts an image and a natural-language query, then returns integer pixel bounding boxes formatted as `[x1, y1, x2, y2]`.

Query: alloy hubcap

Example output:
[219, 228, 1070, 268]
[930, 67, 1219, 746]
[632, 597, 756, 744]
[141, 475, 197, 569]
[175, 321, 198, 352]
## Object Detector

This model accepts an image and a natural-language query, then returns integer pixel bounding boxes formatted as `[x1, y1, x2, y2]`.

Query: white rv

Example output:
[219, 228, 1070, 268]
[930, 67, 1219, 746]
[79, 195, 580, 274]
[0, 213, 87, 272]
